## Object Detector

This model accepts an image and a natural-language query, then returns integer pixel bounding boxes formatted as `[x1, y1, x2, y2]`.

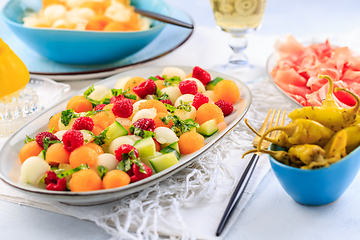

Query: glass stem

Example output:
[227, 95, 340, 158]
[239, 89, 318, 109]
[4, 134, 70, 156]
[228, 34, 248, 66]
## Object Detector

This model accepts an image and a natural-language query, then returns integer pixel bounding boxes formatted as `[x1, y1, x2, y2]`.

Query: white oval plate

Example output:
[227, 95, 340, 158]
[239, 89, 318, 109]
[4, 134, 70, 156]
[0, 66, 252, 205]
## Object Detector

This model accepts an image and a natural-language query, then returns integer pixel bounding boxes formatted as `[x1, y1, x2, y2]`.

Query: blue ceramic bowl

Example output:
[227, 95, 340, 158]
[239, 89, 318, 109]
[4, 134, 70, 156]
[1, 0, 169, 64]
[269, 144, 360, 206]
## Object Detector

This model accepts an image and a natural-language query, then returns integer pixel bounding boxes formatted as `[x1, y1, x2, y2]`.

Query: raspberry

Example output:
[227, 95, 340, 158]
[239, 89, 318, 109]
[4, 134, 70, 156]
[192, 66, 211, 85]
[133, 79, 157, 99]
[130, 163, 152, 182]
[62, 129, 84, 152]
[192, 93, 209, 110]
[155, 75, 164, 80]
[35, 132, 59, 148]
[112, 99, 133, 118]
[133, 118, 156, 132]
[179, 80, 197, 95]
[44, 171, 67, 191]
[72, 117, 94, 131]
[94, 104, 106, 111]
[115, 144, 139, 161]
[159, 99, 173, 105]
[110, 95, 124, 104]
[215, 100, 234, 116]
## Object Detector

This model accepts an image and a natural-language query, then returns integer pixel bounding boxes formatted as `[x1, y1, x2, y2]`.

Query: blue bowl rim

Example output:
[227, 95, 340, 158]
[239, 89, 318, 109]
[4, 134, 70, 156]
[268, 142, 360, 172]
[1, 0, 170, 34]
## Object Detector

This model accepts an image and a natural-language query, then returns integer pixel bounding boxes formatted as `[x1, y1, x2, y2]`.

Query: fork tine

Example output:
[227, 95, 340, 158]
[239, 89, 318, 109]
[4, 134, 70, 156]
[267, 109, 279, 139]
[252, 109, 272, 145]
[273, 110, 287, 139]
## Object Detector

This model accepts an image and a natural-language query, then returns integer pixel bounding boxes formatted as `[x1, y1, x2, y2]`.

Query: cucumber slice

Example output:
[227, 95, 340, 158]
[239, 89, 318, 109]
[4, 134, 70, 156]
[167, 142, 180, 153]
[134, 137, 156, 158]
[149, 152, 179, 173]
[160, 144, 181, 160]
[141, 151, 162, 173]
[205, 77, 223, 90]
[197, 119, 218, 137]
[104, 121, 128, 144]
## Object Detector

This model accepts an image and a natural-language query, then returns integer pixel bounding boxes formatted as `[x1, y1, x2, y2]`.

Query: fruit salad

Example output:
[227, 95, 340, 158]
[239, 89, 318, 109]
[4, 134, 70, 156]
[18, 66, 241, 192]
[23, 0, 150, 31]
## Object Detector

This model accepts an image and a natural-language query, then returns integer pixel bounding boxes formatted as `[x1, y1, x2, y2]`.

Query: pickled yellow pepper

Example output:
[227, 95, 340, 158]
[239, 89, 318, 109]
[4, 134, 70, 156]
[257, 118, 334, 149]
[288, 78, 360, 131]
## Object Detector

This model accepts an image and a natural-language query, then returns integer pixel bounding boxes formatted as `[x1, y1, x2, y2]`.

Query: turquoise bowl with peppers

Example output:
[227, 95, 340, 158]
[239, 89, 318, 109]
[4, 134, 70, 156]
[268, 144, 360, 206]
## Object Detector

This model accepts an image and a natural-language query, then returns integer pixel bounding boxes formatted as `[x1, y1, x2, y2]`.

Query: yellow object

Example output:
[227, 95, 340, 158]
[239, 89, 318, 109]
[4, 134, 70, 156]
[0, 38, 30, 99]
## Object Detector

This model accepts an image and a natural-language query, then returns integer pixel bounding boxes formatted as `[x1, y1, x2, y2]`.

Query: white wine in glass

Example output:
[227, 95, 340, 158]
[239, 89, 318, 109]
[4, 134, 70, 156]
[210, 0, 267, 81]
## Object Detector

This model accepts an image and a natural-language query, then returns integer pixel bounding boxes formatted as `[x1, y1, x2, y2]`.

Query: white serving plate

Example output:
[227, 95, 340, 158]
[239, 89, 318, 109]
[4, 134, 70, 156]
[0, 66, 252, 205]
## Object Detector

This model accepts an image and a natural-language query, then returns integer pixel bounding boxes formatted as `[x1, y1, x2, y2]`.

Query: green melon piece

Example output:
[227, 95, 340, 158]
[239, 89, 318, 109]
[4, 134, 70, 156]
[149, 152, 179, 173]
[205, 77, 223, 90]
[197, 119, 218, 137]
[134, 137, 156, 158]
[104, 121, 128, 144]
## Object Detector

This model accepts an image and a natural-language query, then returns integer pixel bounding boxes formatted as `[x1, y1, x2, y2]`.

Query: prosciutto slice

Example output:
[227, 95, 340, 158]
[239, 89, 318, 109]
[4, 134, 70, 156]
[272, 36, 360, 108]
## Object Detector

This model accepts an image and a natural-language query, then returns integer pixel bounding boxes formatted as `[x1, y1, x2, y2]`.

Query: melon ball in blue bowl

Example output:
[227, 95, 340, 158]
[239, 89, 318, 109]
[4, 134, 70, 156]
[1, 0, 169, 64]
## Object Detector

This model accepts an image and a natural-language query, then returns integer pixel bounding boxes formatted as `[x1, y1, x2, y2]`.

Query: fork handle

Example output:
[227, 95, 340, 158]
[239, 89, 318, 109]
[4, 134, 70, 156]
[216, 153, 260, 236]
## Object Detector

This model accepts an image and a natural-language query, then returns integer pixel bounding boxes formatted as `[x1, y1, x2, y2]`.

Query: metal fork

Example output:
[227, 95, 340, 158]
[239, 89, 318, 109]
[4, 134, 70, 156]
[216, 109, 286, 236]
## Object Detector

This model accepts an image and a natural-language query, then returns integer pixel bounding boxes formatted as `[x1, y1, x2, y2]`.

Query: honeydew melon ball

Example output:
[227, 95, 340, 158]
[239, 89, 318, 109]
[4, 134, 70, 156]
[114, 76, 131, 90]
[161, 87, 181, 105]
[54, 130, 67, 140]
[132, 99, 147, 112]
[97, 153, 119, 171]
[174, 106, 196, 121]
[108, 135, 141, 155]
[132, 108, 157, 124]
[154, 127, 179, 144]
[58, 117, 78, 130]
[88, 85, 111, 101]
[161, 67, 186, 80]
[174, 94, 195, 107]
[184, 78, 205, 93]
[80, 130, 94, 144]
[202, 90, 216, 103]
[20, 156, 50, 186]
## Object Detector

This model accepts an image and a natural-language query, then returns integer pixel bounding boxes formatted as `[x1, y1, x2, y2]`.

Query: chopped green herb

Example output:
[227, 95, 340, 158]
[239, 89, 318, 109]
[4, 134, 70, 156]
[149, 76, 158, 81]
[177, 100, 192, 112]
[57, 164, 89, 179]
[91, 128, 109, 145]
[129, 125, 155, 138]
[164, 103, 176, 113]
[97, 165, 108, 180]
[83, 85, 95, 97]
[43, 137, 62, 151]
[24, 135, 35, 144]
[162, 75, 181, 87]
[161, 114, 199, 137]
[61, 109, 80, 126]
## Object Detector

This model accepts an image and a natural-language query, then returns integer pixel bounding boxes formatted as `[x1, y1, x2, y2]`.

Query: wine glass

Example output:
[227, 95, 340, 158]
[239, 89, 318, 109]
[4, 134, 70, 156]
[209, 0, 267, 83]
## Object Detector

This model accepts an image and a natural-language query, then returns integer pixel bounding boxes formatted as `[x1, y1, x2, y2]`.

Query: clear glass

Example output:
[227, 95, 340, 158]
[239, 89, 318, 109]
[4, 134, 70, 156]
[209, 0, 268, 83]
[0, 77, 70, 136]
